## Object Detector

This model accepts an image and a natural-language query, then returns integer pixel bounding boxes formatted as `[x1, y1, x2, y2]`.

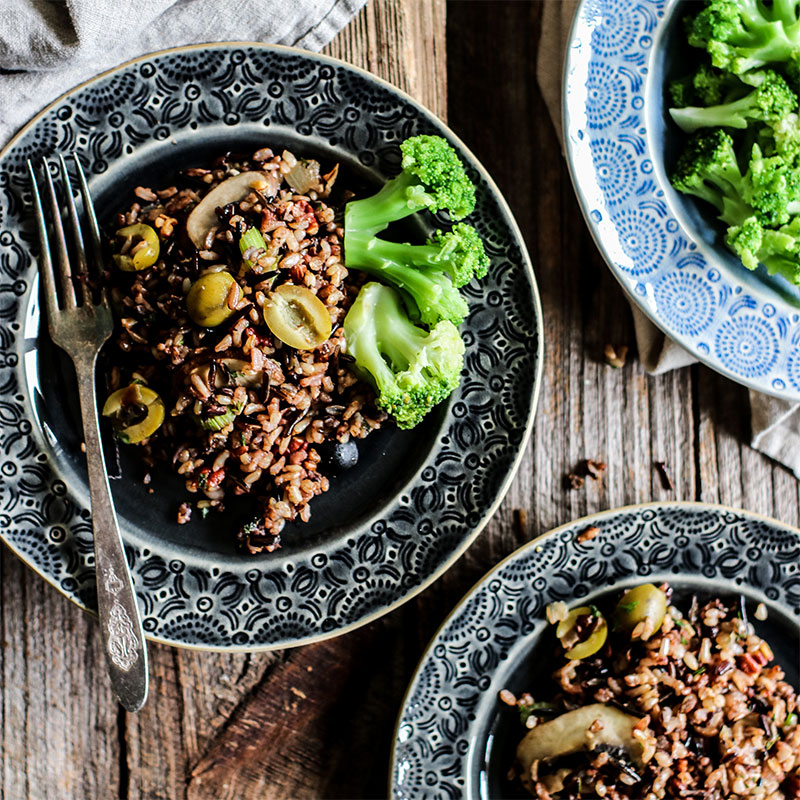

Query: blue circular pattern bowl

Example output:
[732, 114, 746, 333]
[565, 0, 800, 399]
[0, 44, 543, 651]
[389, 503, 800, 799]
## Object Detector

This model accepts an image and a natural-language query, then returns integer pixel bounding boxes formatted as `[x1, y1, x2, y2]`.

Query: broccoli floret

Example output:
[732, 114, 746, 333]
[687, 0, 800, 75]
[727, 215, 800, 280]
[669, 69, 796, 132]
[346, 222, 488, 291]
[343, 282, 465, 429]
[345, 135, 476, 238]
[744, 142, 800, 224]
[671, 129, 753, 225]
[671, 63, 746, 108]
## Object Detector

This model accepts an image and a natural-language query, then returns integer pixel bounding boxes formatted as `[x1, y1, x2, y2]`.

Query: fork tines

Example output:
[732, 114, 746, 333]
[28, 154, 102, 313]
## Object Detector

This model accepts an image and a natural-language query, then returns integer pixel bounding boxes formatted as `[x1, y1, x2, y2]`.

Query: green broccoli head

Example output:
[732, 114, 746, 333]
[726, 216, 764, 269]
[687, 0, 800, 74]
[744, 142, 800, 225]
[671, 129, 751, 224]
[669, 70, 797, 133]
[345, 135, 477, 238]
[423, 223, 490, 287]
[343, 282, 465, 429]
[727, 215, 800, 280]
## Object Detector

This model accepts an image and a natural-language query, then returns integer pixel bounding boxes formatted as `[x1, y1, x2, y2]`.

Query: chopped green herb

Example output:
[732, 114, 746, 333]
[239, 432, 247, 447]
[693, 666, 706, 676]
[200, 506, 211, 519]
[589, 604, 602, 618]
[785, 712, 797, 727]
[618, 600, 639, 614]
[518, 701, 559, 725]
[765, 735, 779, 751]
[681, 637, 688, 645]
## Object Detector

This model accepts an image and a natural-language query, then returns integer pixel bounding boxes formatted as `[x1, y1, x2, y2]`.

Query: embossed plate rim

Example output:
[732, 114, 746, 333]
[563, 0, 800, 402]
[388, 501, 800, 799]
[0, 41, 544, 652]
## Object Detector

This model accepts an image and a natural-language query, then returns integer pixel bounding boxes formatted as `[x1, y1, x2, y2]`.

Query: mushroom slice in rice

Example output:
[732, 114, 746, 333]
[186, 171, 280, 248]
[516, 704, 643, 782]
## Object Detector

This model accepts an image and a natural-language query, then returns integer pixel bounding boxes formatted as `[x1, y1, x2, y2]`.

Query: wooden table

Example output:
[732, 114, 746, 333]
[3, 2, 798, 798]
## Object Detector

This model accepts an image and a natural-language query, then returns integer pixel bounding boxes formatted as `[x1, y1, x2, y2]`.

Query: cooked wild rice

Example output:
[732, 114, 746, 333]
[508, 588, 800, 799]
[104, 147, 385, 553]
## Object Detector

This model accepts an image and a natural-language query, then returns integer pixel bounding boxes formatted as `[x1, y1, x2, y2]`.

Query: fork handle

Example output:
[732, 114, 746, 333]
[75, 357, 149, 711]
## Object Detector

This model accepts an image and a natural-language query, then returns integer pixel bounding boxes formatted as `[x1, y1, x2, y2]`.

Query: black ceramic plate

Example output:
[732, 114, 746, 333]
[390, 503, 800, 799]
[0, 44, 542, 650]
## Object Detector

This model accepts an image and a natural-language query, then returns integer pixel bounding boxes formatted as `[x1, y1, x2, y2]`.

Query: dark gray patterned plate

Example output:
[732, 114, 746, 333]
[0, 44, 542, 650]
[390, 503, 800, 799]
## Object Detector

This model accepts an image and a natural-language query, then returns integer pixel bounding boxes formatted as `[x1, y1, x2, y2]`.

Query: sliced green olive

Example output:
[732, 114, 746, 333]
[613, 584, 667, 637]
[263, 284, 332, 350]
[102, 383, 165, 444]
[556, 606, 608, 660]
[187, 271, 237, 327]
[113, 224, 160, 271]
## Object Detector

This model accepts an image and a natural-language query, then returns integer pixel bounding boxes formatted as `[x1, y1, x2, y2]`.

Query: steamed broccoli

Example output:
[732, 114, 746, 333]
[344, 134, 476, 239]
[669, 69, 796, 132]
[727, 215, 800, 280]
[670, 63, 745, 108]
[687, 0, 800, 75]
[671, 129, 753, 225]
[343, 282, 465, 429]
[346, 222, 488, 290]
[744, 141, 800, 224]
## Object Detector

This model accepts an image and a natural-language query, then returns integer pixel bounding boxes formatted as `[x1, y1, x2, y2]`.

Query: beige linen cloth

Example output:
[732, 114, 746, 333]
[539, 0, 800, 477]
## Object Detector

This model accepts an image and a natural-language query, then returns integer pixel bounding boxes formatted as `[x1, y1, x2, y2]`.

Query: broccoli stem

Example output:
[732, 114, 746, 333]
[345, 171, 431, 236]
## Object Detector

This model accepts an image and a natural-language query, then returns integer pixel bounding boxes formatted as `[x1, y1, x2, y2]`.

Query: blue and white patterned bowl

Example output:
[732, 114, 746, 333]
[389, 503, 800, 799]
[0, 44, 543, 651]
[565, 0, 800, 399]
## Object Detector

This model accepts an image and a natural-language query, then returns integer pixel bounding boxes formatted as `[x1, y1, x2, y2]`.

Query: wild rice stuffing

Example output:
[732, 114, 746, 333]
[104, 147, 385, 553]
[507, 588, 800, 799]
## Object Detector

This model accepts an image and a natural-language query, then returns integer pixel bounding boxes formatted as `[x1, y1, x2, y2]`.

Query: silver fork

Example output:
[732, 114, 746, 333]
[28, 155, 149, 712]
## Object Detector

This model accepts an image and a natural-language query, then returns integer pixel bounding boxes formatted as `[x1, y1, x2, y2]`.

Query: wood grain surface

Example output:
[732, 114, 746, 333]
[1, 2, 798, 799]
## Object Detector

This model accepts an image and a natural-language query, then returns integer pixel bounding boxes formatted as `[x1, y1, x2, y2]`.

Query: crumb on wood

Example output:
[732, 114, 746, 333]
[604, 343, 629, 368]
[80, 442, 86, 453]
[307, 665, 313, 672]
[289, 686, 307, 700]
[654, 461, 675, 491]
[565, 473, 585, 490]
[584, 459, 606, 480]
[514, 508, 528, 538]
[576, 525, 600, 544]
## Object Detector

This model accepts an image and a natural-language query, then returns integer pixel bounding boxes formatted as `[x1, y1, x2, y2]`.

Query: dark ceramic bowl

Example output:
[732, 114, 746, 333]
[0, 44, 542, 650]
[390, 503, 800, 799]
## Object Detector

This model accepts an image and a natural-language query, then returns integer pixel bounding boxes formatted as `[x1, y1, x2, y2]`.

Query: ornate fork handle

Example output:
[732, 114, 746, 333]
[75, 351, 148, 708]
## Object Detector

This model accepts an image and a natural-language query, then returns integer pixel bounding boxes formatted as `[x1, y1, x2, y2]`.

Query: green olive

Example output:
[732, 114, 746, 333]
[556, 606, 608, 660]
[102, 383, 165, 444]
[113, 224, 160, 271]
[263, 284, 332, 350]
[613, 584, 667, 637]
[187, 271, 237, 327]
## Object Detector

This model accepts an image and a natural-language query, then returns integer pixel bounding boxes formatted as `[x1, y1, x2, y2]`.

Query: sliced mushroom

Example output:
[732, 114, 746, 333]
[186, 171, 280, 248]
[219, 358, 264, 388]
[516, 704, 643, 783]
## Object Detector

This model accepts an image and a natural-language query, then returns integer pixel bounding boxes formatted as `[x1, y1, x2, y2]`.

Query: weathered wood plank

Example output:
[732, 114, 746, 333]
[0, 551, 120, 800]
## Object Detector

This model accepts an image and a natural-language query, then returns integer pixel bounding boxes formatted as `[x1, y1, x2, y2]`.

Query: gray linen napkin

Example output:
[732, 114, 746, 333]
[0, 0, 368, 149]
[538, 0, 800, 477]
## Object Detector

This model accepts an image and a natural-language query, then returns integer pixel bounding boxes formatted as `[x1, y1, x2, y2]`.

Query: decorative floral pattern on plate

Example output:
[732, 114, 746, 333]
[565, 0, 800, 399]
[390, 503, 800, 800]
[0, 44, 542, 651]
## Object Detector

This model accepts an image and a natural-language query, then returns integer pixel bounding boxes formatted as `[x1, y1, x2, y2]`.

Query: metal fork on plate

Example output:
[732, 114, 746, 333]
[28, 155, 148, 712]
